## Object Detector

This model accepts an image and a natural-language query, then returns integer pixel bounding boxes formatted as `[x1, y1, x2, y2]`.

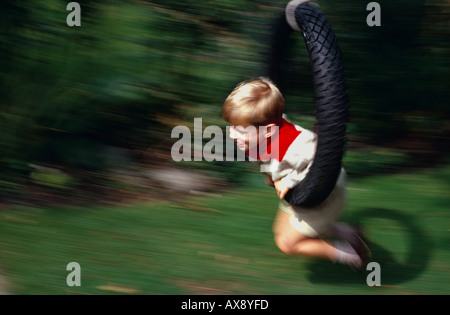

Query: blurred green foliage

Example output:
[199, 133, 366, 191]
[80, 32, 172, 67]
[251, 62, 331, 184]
[1, 165, 449, 294]
[0, 0, 449, 201]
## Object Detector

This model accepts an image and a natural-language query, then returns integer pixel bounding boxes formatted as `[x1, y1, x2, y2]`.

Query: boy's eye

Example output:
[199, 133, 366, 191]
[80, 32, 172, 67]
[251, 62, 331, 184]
[235, 129, 248, 134]
[230, 126, 245, 134]
[237, 130, 250, 136]
[229, 125, 258, 136]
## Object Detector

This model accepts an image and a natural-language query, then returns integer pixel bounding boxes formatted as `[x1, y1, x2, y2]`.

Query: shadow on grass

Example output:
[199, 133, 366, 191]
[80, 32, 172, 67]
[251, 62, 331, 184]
[307, 208, 432, 285]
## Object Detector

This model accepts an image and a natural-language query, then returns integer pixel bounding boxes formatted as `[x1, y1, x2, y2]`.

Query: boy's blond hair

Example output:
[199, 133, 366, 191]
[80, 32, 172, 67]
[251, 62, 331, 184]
[222, 77, 284, 126]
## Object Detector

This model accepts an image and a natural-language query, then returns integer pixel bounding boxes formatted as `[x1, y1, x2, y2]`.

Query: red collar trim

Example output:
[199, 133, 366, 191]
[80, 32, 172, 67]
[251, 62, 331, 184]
[247, 119, 301, 162]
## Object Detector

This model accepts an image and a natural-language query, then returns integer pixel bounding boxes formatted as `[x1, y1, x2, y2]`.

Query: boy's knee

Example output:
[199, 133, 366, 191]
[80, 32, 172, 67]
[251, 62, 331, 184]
[274, 235, 296, 255]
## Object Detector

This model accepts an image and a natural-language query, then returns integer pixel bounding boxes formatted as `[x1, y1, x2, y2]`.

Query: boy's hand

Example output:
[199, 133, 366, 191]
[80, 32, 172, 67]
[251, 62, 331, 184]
[274, 179, 289, 200]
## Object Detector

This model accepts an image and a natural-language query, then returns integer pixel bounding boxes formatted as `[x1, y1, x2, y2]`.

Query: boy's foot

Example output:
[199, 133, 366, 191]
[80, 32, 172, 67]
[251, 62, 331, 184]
[345, 230, 372, 270]
[334, 241, 363, 269]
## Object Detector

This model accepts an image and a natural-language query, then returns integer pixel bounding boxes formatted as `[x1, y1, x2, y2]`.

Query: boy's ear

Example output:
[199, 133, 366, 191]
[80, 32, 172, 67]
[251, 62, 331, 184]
[264, 123, 278, 138]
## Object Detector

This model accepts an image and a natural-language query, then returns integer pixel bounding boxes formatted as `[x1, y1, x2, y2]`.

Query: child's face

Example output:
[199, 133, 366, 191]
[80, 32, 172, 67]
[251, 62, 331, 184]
[229, 125, 266, 152]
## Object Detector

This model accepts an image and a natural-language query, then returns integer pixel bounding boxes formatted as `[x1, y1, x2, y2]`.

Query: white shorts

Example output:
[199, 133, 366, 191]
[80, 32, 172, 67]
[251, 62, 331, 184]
[278, 169, 347, 238]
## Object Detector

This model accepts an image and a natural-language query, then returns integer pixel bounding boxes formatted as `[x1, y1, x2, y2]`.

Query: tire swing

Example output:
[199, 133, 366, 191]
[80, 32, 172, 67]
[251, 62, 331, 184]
[268, 0, 349, 207]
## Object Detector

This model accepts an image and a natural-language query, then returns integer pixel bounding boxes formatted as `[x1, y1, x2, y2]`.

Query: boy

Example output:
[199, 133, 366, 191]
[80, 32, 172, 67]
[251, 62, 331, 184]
[222, 77, 370, 269]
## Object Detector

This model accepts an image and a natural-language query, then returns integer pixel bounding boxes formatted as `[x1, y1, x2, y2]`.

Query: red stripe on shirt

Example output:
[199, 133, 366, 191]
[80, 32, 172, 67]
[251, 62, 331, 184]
[247, 119, 302, 162]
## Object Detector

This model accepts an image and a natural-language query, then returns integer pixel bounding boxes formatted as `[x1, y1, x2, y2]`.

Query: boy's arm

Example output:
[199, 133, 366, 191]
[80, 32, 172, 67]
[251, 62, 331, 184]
[274, 131, 317, 198]
[279, 160, 312, 190]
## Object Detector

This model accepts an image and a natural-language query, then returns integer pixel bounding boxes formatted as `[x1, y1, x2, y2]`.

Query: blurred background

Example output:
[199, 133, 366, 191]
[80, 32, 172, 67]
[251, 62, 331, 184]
[0, 0, 449, 203]
[0, 0, 448, 294]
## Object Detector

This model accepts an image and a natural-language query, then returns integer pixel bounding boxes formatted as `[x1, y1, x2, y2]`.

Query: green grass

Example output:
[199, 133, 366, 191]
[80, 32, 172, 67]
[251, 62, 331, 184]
[0, 165, 449, 295]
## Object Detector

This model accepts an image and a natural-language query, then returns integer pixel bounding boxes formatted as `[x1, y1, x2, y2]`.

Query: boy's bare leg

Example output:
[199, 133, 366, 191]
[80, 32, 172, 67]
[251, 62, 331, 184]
[273, 210, 362, 267]
[273, 210, 336, 260]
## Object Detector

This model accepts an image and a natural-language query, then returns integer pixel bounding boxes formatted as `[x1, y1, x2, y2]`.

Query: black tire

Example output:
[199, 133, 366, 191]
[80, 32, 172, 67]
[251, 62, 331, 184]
[268, 0, 349, 208]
